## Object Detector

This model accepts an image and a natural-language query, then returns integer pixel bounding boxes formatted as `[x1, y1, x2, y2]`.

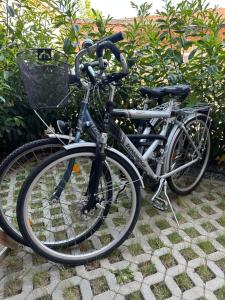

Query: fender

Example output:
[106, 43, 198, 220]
[164, 113, 211, 173]
[64, 142, 144, 188]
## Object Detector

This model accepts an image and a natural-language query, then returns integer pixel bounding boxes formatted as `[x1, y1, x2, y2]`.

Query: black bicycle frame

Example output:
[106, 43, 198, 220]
[52, 90, 164, 201]
[51, 100, 101, 200]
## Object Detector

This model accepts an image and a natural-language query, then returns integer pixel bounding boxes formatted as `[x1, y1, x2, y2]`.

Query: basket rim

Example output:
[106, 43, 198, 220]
[16, 48, 68, 60]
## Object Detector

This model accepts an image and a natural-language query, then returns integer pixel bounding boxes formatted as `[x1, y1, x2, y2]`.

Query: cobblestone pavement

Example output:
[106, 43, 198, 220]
[0, 179, 225, 300]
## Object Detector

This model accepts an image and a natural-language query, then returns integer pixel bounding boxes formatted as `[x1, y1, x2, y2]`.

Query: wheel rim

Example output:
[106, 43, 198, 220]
[169, 119, 210, 192]
[0, 141, 64, 243]
[21, 151, 137, 263]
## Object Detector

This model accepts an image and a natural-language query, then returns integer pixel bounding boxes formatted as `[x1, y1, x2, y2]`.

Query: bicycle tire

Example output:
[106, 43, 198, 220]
[17, 145, 141, 265]
[0, 138, 68, 245]
[166, 114, 211, 195]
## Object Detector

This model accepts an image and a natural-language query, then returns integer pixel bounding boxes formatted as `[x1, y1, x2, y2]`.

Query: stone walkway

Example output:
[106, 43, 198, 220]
[0, 178, 225, 300]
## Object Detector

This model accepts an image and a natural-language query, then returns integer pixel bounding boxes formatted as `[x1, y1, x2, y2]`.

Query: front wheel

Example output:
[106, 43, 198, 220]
[17, 145, 141, 265]
[166, 114, 211, 195]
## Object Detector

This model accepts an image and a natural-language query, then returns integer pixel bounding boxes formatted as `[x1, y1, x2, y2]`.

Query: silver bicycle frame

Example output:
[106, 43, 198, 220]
[112, 98, 203, 181]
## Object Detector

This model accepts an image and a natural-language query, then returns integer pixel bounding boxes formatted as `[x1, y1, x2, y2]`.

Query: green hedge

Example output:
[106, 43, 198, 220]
[0, 0, 224, 159]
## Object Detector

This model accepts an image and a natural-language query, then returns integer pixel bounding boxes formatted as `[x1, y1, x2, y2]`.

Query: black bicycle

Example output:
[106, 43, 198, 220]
[0, 32, 163, 246]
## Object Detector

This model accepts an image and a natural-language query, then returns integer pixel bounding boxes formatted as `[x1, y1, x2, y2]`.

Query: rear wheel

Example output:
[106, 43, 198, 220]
[17, 146, 141, 265]
[167, 115, 211, 195]
[0, 138, 68, 245]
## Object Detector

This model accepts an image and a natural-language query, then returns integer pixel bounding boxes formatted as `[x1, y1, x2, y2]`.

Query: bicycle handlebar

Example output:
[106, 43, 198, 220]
[96, 41, 121, 62]
[75, 31, 125, 79]
[70, 60, 108, 86]
[80, 62, 98, 85]
[101, 31, 125, 43]
[96, 40, 128, 82]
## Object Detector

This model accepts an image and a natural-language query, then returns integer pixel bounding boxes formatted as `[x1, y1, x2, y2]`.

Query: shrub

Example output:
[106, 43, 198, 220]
[0, 0, 224, 159]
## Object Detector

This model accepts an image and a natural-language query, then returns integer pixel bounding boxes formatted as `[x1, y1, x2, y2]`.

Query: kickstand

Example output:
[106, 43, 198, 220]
[151, 178, 180, 226]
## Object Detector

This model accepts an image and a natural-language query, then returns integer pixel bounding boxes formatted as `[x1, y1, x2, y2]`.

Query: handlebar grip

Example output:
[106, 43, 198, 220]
[96, 41, 121, 61]
[103, 32, 125, 43]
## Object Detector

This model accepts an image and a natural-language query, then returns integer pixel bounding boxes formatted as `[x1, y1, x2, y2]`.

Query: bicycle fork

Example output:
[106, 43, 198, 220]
[83, 132, 108, 213]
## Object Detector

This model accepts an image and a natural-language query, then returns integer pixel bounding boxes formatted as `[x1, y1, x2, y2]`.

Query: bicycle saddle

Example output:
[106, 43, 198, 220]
[139, 84, 190, 101]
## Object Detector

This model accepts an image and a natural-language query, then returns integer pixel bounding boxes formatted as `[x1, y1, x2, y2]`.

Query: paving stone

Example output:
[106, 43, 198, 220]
[164, 275, 182, 298]
[142, 271, 164, 285]
[183, 286, 205, 300]
[140, 283, 157, 300]
[52, 276, 81, 300]
[206, 260, 224, 279]
[1, 179, 225, 299]
[117, 280, 142, 295]
[204, 289, 218, 300]
[93, 290, 115, 300]
[114, 294, 125, 300]
[80, 279, 93, 300]
[205, 277, 225, 291]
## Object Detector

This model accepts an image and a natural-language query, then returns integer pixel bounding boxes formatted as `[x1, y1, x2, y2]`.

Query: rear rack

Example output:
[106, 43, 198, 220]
[149, 101, 180, 111]
[176, 103, 210, 115]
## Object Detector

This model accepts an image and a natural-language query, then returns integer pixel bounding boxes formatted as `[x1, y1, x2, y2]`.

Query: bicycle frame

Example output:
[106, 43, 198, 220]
[109, 110, 203, 180]
[52, 81, 205, 202]
[64, 84, 204, 184]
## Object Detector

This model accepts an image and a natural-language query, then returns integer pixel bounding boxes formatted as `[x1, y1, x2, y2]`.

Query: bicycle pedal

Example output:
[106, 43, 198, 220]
[152, 197, 167, 211]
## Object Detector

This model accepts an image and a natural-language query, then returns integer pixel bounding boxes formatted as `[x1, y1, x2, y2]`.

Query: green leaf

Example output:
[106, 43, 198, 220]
[168, 73, 177, 84]
[156, 18, 167, 24]
[91, 8, 97, 16]
[127, 58, 137, 68]
[188, 48, 198, 60]
[14, 117, 20, 127]
[0, 96, 6, 103]
[63, 38, 73, 54]
[159, 31, 168, 41]
[6, 5, 15, 17]
[73, 24, 80, 32]
[207, 65, 217, 74]
[54, 20, 65, 28]
[3, 71, 10, 80]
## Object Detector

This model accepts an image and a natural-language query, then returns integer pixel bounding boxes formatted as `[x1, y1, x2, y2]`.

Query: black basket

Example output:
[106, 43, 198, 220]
[17, 48, 69, 109]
